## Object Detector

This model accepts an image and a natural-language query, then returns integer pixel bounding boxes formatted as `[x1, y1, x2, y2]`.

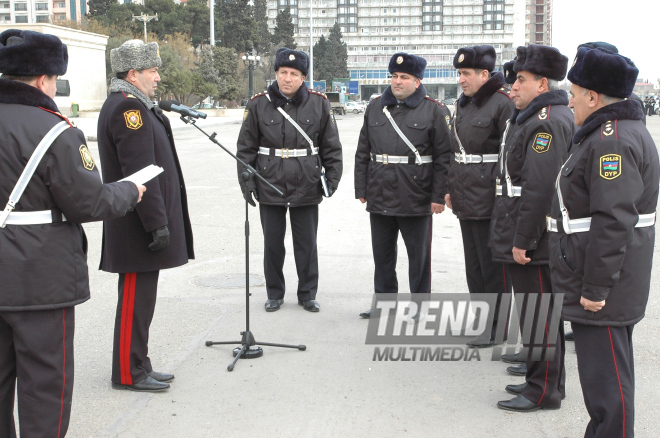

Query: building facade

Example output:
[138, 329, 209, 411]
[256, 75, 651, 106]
[0, 0, 89, 24]
[267, 0, 552, 99]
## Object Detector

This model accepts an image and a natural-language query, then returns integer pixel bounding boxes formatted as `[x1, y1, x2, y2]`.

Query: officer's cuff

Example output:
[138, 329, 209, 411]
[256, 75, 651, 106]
[355, 189, 366, 199]
[513, 233, 539, 251]
[432, 193, 446, 205]
[581, 282, 610, 302]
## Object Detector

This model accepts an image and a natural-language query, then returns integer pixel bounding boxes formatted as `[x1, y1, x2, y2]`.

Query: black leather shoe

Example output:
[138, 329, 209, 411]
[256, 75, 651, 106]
[149, 370, 174, 382]
[565, 331, 574, 341]
[466, 334, 494, 348]
[298, 299, 320, 312]
[506, 364, 527, 376]
[112, 376, 169, 392]
[360, 309, 372, 319]
[265, 299, 283, 312]
[501, 352, 525, 364]
[505, 382, 527, 395]
[497, 395, 541, 412]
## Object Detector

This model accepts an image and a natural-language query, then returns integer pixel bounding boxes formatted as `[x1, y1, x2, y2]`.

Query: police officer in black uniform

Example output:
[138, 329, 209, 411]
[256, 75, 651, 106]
[445, 45, 514, 347]
[98, 40, 195, 391]
[236, 48, 343, 313]
[0, 30, 144, 437]
[355, 53, 452, 318]
[549, 47, 658, 437]
[490, 44, 574, 412]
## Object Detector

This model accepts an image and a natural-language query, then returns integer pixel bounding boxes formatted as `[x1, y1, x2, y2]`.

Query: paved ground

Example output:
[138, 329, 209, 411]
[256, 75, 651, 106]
[21, 111, 660, 437]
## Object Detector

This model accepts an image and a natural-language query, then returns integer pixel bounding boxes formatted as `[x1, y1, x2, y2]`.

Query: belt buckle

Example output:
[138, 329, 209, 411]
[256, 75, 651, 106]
[281, 148, 289, 158]
[382, 154, 389, 165]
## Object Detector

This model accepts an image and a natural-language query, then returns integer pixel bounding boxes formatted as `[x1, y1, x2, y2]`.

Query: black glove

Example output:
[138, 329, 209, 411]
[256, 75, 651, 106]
[327, 185, 336, 197]
[244, 187, 258, 207]
[148, 225, 170, 251]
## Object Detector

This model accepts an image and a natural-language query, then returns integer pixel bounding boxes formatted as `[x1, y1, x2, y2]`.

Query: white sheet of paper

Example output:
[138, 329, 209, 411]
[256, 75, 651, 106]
[119, 165, 164, 185]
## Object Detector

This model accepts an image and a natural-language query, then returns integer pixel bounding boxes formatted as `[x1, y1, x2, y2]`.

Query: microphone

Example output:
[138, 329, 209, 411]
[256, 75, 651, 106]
[159, 100, 208, 119]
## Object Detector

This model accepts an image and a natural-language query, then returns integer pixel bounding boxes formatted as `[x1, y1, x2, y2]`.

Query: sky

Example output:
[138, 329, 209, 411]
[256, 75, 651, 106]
[552, 0, 660, 83]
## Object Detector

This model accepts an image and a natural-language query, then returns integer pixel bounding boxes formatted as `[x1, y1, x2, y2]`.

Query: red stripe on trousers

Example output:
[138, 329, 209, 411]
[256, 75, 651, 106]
[57, 308, 66, 438]
[537, 266, 550, 406]
[120, 273, 137, 385]
[608, 327, 626, 438]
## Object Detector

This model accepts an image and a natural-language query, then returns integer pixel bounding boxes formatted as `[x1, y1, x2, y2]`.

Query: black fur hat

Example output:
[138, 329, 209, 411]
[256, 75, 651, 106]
[0, 29, 68, 76]
[453, 45, 496, 71]
[568, 47, 639, 98]
[388, 53, 427, 79]
[578, 41, 618, 54]
[503, 58, 516, 84]
[274, 47, 309, 77]
[514, 44, 568, 81]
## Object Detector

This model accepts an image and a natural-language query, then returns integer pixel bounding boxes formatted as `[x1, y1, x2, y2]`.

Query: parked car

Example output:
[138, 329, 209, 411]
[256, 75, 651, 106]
[346, 101, 366, 114]
[442, 97, 457, 106]
[193, 102, 214, 109]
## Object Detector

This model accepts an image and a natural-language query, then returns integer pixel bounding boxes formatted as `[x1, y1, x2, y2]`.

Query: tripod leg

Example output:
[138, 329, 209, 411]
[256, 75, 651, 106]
[256, 341, 306, 351]
[228, 344, 248, 371]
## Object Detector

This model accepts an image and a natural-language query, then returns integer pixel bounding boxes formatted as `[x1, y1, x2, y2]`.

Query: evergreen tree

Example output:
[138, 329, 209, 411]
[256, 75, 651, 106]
[217, 0, 258, 54]
[86, 0, 116, 17]
[272, 8, 296, 49]
[313, 23, 348, 85]
[253, 0, 272, 56]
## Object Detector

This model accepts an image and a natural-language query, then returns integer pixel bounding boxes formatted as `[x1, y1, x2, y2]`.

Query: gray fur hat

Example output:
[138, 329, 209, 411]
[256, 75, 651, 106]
[111, 39, 162, 73]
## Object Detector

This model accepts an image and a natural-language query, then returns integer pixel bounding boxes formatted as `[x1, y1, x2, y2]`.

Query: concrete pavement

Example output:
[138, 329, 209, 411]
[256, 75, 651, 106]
[27, 112, 660, 437]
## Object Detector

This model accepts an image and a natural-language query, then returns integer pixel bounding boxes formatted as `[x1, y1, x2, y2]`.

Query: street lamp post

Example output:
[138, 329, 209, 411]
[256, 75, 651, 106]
[242, 51, 261, 98]
[132, 13, 158, 43]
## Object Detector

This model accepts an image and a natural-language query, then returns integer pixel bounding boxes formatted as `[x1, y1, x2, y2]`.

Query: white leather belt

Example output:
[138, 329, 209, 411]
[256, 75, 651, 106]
[455, 153, 499, 164]
[495, 184, 522, 197]
[3, 210, 67, 226]
[547, 213, 656, 233]
[258, 146, 318, 158]
[371, 153, 433, 164]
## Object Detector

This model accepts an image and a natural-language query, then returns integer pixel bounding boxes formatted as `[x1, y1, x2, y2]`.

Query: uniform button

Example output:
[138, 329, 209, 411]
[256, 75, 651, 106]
[287, 202, 291, 206]
[271, 120, 274, 122]
[414, 176, 417, 179]
[414, 123, 417, 126]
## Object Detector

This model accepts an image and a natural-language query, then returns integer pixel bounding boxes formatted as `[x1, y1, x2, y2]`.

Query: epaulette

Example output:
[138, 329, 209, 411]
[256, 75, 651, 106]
[496, 86, 512, 99]
[424, 95, 445, 106]
[121, 92, 136, 99]
[537, 106, 551, 121]
[309, 89, 327, 99]
[38, 106, 74, 128]
[251, 91, 267, 101]
[601, 120, 617, 139]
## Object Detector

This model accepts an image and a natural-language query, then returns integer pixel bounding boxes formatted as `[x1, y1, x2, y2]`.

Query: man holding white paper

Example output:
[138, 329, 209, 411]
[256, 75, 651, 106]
[97, 39, 194, 392]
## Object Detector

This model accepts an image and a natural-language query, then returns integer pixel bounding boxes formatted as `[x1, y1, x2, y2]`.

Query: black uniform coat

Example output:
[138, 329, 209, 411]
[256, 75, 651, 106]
[549, 100, 659, 326]
[97, 91, 194, 273]
[490, 90, 575, 264]
[354, 85, 452, 216]
[236, 82, 343, 206]
[0, 79, 139, 311]
[447, 72, 514, 220]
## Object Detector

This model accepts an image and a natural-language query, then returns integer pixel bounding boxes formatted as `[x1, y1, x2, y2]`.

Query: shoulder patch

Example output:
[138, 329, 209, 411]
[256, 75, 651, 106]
[424, 96, 445, 107]
[124, 110, 143, 130]
[79, 145, 96, 171]
[600, 154, 621, 179]
[309, 89, 327, 99]
[243, 109, 249, 121]
[602, 120, 615, 137]
[497, 86, 512, 99]
[251, 91, 267, 101]
[445, 114, 451, 129]
[532, 133, 552, 153]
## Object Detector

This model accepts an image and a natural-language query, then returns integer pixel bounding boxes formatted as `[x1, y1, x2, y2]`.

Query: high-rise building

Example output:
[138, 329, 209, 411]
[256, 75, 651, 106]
[267, 0, 552, 99]
[0, 0, 88, 24]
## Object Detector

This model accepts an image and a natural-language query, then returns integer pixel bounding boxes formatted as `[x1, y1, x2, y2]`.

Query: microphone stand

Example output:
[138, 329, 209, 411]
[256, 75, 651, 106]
[177, 115, 306, 371]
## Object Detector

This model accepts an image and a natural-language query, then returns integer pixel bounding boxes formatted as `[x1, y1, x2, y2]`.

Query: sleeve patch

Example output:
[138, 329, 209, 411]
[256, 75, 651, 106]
[243, 109, 249, 121]
[79, 145, 96, 170]
[124, 110, 143, 130]
[600, 154, 621, 179]
[532, 133, 551, 153]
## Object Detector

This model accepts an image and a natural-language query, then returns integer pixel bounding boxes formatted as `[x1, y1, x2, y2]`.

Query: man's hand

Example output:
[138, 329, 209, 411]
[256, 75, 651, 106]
[444, 194, 452, 210]
[359, 197, 366, 204]
[134, 183, 146, 203]
[327, 186, 336, 197]
[244, 188, 258, 207]
[431, 203, 445, 214]
[581, 297, 606, 312]
[148, 225, 170, 251]
[512, 246, 531, 265]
